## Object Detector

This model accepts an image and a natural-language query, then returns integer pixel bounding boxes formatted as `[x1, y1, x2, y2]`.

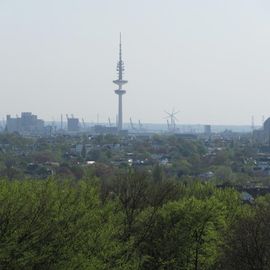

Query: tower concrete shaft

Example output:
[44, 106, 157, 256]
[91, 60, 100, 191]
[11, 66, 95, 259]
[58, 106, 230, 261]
[113, 33, 128, 131]
[118, 94, 123, 130]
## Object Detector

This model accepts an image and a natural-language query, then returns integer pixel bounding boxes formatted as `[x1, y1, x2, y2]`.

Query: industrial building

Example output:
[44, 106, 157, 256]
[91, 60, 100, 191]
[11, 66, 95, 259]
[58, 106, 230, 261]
[67, 117, 80, 132]
[6, 112, 44, 134]
[204, 125, 211, 136]
[93, 125, 118, 134]
[253, 117, 270, 144]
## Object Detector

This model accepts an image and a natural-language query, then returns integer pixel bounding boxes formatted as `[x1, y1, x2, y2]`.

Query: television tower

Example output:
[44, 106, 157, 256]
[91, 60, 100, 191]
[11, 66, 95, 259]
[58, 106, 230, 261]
[113, 33, 128, 131]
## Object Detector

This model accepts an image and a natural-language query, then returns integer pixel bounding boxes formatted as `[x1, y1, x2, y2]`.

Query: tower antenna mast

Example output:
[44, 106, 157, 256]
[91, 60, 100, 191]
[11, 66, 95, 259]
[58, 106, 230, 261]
[113, 33, 128, 131]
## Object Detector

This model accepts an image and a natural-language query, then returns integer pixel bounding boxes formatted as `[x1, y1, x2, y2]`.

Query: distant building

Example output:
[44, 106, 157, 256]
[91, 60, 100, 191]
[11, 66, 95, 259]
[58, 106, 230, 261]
[6, 115, 19, 133]
[6, 112, 44, 134]
[67, 118, 79, 132]
[264, 118, 270, 133]
[253, 117, 270, 144]
[93, 125, 118, 134]
[199, 171, 214, 180]
[240, 192, 254, 204]
[204, 125, 211, 135]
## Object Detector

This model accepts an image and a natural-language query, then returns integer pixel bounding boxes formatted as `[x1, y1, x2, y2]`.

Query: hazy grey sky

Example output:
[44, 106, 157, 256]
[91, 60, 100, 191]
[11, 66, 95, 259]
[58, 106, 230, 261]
[1, 0, 270, 125]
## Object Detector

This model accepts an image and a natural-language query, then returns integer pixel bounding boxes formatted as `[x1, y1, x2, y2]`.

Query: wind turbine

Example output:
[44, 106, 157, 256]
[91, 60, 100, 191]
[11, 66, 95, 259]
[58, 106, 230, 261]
[164, 108, 180, 132]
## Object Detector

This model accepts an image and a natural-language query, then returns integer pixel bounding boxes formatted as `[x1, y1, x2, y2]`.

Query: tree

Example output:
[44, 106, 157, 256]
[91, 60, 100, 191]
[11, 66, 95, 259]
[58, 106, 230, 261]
[137, 196, 226, 270]
[152, 164, 163, 183]
[221, 197, 270, 270]
[0, 179, 137, 270]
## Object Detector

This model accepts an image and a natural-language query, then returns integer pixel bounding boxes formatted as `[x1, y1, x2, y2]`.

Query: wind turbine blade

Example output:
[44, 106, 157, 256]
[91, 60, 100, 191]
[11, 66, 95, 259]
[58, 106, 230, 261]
[164, 110, 171, 115]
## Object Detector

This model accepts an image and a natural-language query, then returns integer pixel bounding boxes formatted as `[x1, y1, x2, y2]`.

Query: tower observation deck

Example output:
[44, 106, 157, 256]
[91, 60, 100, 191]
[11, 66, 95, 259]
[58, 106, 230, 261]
[113, 33, 128, 131]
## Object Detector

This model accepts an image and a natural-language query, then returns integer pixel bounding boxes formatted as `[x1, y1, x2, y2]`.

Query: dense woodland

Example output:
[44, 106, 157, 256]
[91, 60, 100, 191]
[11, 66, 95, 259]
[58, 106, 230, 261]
[1, 171, 270, 270]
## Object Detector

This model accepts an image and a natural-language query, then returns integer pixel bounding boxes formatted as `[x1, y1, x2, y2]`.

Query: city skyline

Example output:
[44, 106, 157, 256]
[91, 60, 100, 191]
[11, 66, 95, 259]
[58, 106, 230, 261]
[1, 1, 270, 125]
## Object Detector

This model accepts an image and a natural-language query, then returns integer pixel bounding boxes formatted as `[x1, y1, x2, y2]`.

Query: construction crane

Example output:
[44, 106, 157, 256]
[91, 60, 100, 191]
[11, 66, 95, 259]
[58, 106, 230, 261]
[262, 115, 265, 127]
[251, 115, 255, 132]
[130, 117, 136, 130]
[1, 117, 5, 131]
[138, 120, 143, 131]
[65, 114, 69, 131]
[51, 117, 57, 133]
[60, 114, 63, 130]
[81, 118, 86, 129]
[108, 117, 112, 127]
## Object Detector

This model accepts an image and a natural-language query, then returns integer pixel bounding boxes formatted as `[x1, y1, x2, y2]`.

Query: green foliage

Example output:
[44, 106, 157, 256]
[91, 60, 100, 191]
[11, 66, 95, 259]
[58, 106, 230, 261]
[0, 171, 268, 270]
[0, 179, 137, 270]
[136, 195, 227, 269]
[152, 164, 163, 183]
[220, 198, 270, 270]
